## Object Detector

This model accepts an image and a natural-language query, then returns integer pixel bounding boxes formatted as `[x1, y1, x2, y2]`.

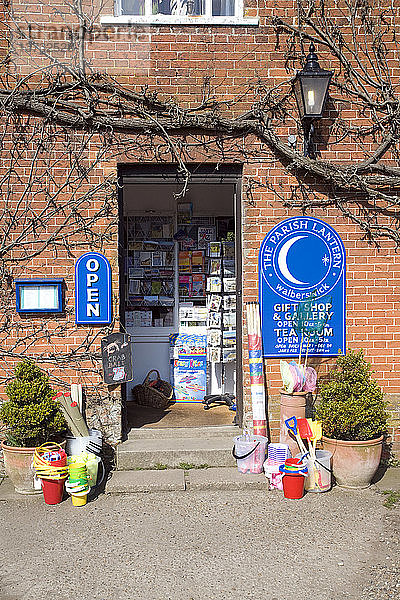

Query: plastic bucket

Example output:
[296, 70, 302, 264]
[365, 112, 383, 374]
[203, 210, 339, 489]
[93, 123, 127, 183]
[86, 429, 102, 456]
[41, 478, 66, 504]
[72, 493, 87, 507]
[233, 435, 268, 474]
[39, 450, 67, 505]
[267, 443, 291, 464]
[296, 450, 332, 492]
[66, 429, 102, 456]
[85, 456, 100, 487]
[282, 473, 305, 499]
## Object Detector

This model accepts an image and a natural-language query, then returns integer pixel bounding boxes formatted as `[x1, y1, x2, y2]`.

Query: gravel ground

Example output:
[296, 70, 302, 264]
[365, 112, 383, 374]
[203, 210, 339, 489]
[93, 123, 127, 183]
[0, 486, 398, 600]
[362, 508, 400, 599]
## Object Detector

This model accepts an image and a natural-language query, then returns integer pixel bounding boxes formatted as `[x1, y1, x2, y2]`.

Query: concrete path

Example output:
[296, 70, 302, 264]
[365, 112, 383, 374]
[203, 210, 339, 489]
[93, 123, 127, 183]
[0, 474, 399, 600]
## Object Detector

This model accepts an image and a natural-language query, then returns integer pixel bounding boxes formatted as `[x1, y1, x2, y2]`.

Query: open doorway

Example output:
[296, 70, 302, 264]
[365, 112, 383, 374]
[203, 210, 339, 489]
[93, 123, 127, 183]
[119, 165, 242, 431]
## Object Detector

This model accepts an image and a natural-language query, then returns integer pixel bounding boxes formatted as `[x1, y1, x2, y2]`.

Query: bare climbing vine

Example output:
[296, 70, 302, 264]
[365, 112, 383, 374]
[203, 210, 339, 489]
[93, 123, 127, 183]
[0, 0, 400, 396]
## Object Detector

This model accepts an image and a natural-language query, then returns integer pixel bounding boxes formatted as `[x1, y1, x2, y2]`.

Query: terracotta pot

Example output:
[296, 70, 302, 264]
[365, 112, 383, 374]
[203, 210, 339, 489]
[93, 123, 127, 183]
[1, 442, 40, 495]
[279, 389, 310, 458]
[1, 439, 66, 495]
[322, 435, 383, 489]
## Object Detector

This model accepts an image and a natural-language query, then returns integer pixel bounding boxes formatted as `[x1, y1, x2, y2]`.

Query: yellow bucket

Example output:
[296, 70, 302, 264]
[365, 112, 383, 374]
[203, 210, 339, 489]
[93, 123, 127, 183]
[71, 493, 87, 507]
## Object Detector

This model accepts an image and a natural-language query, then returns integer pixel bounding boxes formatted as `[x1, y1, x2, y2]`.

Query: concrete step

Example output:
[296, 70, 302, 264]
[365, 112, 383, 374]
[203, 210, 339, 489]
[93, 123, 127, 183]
[117, 433, 238, 470]
[127, 425, 240, 440]
[106, 467, 267, 494]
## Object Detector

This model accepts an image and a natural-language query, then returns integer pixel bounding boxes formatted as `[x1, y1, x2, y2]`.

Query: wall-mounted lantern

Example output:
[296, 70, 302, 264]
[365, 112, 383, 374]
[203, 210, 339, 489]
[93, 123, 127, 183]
[293, 43, 333, 158]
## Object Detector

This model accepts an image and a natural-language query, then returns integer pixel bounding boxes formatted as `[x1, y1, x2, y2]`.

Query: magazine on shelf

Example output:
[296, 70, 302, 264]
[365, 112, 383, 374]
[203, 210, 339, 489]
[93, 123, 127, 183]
[159, 296, 174, 306]
[162, 223, 174, 239]
[179, 275, 192, 298]
[151, 281, 162, 295]
[150, 224, 163, 239]
[191, 274, 205, 297]
[191, 250, 205, 273]
[142, 240, 160, 251]
[178, 251, 191, 272]
[177, 202, 193, 223]
[223, 330, 236, 347]
[165, 250, 174, 267]
[161, 280, 174, 296]
[128, 280, 141, 295]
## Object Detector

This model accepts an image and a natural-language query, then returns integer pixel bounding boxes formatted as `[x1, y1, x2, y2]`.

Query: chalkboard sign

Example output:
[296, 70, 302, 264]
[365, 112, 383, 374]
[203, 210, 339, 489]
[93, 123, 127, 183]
[101, 333, 133, 385]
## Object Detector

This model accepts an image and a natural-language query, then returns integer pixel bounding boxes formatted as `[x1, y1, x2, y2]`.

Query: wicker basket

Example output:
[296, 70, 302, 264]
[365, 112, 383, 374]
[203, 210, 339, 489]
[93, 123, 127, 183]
[132, 369, 173, 410]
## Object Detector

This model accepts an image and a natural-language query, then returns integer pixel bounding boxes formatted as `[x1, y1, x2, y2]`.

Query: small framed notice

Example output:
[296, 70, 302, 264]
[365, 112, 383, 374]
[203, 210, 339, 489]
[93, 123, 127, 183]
[16, 279, 64, 314]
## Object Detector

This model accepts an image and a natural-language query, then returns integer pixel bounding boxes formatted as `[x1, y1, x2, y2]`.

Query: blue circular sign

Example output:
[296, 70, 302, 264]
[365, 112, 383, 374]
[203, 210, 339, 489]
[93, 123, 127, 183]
[259, 217, 345, 301]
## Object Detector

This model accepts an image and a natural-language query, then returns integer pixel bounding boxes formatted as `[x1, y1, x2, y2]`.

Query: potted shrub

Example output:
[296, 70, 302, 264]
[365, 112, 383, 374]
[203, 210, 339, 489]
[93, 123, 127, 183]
[316, 349, 389, 488]
[0, 360, 66, 494]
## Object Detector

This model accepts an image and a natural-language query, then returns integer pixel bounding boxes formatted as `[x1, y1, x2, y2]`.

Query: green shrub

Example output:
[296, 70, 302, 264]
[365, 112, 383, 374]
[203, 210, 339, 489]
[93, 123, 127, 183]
[0, 360, 66, 447]
[315, 349, 389, 441]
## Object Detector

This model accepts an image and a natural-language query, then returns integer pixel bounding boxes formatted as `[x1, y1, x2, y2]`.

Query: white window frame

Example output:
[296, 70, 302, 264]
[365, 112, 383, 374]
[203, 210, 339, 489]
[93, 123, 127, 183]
[101, 0, 258, 26]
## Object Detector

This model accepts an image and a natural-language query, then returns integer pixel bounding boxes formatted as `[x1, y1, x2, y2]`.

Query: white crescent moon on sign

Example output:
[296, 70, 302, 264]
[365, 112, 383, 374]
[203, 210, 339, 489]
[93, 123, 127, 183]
[277, 235, 309, 285]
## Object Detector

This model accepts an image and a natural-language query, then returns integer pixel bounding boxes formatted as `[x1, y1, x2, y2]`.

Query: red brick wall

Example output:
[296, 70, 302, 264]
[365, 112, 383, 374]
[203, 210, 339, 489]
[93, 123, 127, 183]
[0, 0, 399, 454]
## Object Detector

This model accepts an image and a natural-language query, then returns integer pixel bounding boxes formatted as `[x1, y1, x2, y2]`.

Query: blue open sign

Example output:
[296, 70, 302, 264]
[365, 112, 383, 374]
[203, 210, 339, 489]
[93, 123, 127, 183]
[75, 252, 112, 325]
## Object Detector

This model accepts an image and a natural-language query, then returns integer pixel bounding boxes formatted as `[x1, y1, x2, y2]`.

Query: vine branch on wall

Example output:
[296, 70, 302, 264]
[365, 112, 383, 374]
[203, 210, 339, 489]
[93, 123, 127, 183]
[0, 0, 400, 392]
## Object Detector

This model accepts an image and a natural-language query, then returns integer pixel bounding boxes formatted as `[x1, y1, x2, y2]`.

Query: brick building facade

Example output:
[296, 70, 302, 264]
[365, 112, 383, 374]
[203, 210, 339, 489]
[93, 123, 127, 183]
[0, 0, 399, 456]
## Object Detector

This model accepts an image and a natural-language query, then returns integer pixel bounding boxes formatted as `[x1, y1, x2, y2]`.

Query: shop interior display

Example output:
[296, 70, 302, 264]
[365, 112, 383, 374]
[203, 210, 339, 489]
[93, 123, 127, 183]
[123, 211, 236, 403]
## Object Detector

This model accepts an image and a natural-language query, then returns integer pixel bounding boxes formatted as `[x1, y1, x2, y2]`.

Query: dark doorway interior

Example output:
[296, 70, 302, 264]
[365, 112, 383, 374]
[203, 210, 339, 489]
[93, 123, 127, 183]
[118, 165, 243, 433]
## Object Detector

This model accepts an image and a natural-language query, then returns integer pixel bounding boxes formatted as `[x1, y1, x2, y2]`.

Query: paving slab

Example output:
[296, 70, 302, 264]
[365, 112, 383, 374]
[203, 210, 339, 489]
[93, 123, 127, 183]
[106, 468, 186, 494]
[373, 467, 400, 492]
[187, 466, 267, 490]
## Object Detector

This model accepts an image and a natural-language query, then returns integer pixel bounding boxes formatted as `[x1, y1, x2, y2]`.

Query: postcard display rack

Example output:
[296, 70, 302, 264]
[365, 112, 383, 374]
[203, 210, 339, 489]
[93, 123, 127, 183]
[175, 216, 237, 401]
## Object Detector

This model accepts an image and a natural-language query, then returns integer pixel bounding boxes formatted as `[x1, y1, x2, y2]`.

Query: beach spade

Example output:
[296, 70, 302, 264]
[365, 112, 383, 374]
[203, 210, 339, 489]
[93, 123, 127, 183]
[285, 416, 307, 455]
[310, 420, 323, 455]
[298, 418, 318, 488]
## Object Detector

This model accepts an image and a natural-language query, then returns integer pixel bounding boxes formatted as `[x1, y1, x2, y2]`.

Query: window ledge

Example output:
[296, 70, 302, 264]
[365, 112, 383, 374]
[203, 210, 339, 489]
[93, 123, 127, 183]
[100, 15, 259, 26]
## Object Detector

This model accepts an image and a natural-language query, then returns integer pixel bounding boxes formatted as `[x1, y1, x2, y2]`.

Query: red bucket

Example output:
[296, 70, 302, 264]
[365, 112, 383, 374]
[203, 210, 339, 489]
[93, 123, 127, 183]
[282, 473, 305, 499]
[40, 450, 67, 505]
[42, 478, 66, 505]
